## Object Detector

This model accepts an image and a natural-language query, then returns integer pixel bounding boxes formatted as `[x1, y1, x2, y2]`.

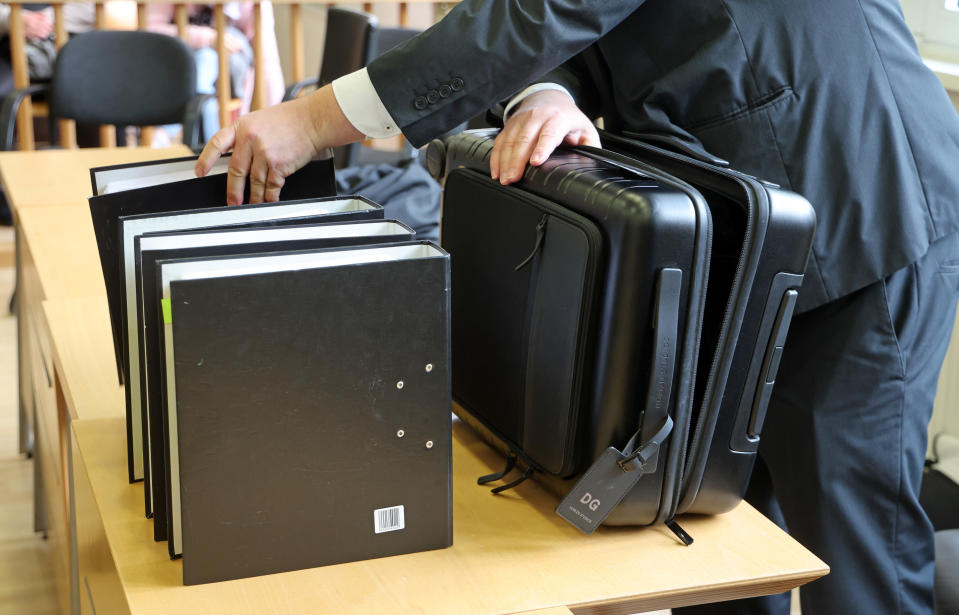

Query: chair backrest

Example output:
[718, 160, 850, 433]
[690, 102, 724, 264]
[51, 30, 197, 127]
[369, 26, 421, 60]
[318, 7, 377, 87]
[318, 8, 377, 169]
[353, 26, 424, 164]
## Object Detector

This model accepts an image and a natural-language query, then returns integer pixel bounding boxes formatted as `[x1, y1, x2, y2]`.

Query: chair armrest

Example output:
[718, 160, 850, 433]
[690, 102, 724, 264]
[283, 78, 320, 102]
[182, 93, 216, 151]
[0, 84, 48, 151]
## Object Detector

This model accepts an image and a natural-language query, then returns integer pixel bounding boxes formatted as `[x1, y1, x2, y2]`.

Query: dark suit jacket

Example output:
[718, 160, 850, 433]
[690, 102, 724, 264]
[367, 0, 959, 312]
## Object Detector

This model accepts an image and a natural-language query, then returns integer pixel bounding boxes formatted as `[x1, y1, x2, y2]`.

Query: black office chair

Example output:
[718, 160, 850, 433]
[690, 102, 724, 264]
[1, 30, 208, 315]
[0, 30, 208, 151]
[284, 7, 377, 169]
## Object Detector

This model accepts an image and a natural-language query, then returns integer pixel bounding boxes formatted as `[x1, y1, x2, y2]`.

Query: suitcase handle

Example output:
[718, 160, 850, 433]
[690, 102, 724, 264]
[618, 130, 731, 168]
[554, 268, 682, 533]
[624, 267, 682, 475]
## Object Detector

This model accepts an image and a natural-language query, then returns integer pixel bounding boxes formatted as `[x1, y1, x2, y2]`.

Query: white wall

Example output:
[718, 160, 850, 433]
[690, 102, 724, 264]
[931, 83, 959, 446]
[901, 0, 959, 62]
[899, 1, 959, 448]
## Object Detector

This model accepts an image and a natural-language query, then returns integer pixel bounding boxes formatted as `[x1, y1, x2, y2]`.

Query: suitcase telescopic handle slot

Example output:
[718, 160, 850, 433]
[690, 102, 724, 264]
[747, 289, 798, 437]
[730, 272, 804, 453]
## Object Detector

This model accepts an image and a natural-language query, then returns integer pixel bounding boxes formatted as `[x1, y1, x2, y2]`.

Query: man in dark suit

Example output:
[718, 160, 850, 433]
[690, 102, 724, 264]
[197, 1, 959, 611]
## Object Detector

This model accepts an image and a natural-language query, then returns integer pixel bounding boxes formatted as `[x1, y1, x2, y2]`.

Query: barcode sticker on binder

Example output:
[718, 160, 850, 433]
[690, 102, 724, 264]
[374, 505, 405, 534]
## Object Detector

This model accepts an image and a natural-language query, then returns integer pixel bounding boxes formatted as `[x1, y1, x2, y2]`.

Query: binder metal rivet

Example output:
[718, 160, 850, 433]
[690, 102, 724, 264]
[425, 363, 433, 373]
[426, 441, 434, 449]
[397, 429, 405, 438]
[396, 381, 405, 390]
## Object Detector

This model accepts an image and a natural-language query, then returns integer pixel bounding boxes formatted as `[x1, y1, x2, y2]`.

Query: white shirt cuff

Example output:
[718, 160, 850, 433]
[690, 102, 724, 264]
[331, 68, 402, 139]
[503, 83, 574, 121]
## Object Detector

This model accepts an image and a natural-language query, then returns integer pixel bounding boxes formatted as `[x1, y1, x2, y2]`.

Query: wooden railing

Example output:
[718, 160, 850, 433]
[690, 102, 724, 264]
[6, 1, 454, 150]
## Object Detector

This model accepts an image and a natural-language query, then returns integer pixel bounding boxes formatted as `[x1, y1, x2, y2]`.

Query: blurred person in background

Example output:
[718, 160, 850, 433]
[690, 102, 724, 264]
[148, 2, 284, 142]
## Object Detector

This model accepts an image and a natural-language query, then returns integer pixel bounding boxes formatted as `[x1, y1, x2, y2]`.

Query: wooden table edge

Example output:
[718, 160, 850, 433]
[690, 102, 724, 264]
[568, 567, 829, 615]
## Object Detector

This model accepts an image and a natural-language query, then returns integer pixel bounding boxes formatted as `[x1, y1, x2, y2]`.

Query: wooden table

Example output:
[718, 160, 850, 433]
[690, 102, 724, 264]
[7, 146, 828, 614]
[1, 145, 190, 458]
[0, 145, 190, 614]
[48, 297, 826, 615]
[0, 145, 191, 213]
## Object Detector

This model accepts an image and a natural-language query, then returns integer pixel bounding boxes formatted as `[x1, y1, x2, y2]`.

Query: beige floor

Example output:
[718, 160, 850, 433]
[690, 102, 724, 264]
[0, 226, 60, 615]
[0, 225, 800, 614]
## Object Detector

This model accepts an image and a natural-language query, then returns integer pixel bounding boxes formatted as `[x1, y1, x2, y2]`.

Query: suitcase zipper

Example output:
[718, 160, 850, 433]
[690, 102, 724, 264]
[665, 518, 694, 546]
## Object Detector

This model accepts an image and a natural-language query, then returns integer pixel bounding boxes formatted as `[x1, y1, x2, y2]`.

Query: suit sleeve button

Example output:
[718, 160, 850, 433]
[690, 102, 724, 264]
[450, 77, 465, 91]
[438, 84, 452, 98]
[427, 89, 440, 104]
[413, 96, 428, 110]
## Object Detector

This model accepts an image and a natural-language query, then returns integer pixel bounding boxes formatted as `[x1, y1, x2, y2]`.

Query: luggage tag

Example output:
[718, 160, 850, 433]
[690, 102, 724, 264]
[556, 415, 673, 533]
[557, 268, 683, 534]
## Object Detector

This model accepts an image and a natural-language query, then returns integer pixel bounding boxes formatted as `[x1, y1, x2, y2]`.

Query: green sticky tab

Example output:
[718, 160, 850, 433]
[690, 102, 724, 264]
[161, 298, 172, 324]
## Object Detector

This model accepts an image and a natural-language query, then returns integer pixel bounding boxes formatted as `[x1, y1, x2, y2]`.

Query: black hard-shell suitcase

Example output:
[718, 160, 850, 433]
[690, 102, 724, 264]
[430, 130, 815, 532]
[598, 131, 816, 517]
[436, 131, 712, 530]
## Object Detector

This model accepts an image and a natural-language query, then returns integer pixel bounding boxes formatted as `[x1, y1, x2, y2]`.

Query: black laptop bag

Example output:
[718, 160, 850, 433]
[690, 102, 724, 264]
[429, 130, 815, 535]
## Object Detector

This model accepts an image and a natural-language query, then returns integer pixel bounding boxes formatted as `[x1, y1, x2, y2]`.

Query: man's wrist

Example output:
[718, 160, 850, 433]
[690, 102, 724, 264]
[503, 83, 575, 122]
[331, 68, 402, 140]
[305, 85, 365, 152]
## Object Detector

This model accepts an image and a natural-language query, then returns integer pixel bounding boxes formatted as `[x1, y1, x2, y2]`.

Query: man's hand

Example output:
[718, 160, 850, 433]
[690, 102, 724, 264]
[490, 89, 599, 185]
[23, 11, 53, 41]
[196, 85, 363, 205]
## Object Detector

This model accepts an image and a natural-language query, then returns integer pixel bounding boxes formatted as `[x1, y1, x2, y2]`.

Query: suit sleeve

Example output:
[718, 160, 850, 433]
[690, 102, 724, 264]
[366, 0, 644, 147]
[536, 50, 606, 120]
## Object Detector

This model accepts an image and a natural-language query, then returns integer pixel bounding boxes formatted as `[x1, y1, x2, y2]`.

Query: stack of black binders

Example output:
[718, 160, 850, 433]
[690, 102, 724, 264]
[88, 155, 453, 585]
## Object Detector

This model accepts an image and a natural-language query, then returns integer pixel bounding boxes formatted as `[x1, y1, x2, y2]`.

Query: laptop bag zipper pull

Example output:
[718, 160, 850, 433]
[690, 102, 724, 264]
[490, 465, 535, 494]
[477, 452, 517, 485]
[514, 214, 548, 271]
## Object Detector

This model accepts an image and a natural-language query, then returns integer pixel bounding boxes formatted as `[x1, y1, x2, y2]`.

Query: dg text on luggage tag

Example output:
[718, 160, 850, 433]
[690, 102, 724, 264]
[556, 447, 645, 534]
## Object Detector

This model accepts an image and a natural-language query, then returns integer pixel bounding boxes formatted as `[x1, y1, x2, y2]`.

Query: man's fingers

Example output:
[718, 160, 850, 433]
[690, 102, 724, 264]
[196, 123, 237, 177]
[564, 125, 601, 148]
[500, 135, 536, 184]
[226, 165, 249, 206]
[264, 167, 286, 203]
[490, 132, 505, 180]
[501, 114, 578, 183]
[494, 113, 598, 186]
[225, 138, 252, 206]
[528, 117, 572, 167]
[498, 120, 546, 184]
[247, 155, 269, 205]
[490, 122, 522, 181]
